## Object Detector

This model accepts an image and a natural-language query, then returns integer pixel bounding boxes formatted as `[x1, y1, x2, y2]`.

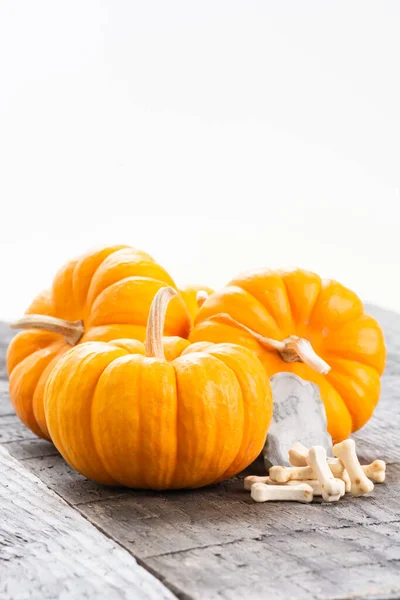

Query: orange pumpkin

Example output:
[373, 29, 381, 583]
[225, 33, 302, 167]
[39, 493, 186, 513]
[190, 268, 386, 442]
[179, 284, 214, 322]
[43, 287, 272, 489]
[7, 245, 191, 440]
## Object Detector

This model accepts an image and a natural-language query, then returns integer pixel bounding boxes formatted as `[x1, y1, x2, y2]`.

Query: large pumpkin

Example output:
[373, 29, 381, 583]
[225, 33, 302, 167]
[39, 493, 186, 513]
[190, 268, 386, 442]
[43, 287, 272, 489]
[7, 245, 191, 440]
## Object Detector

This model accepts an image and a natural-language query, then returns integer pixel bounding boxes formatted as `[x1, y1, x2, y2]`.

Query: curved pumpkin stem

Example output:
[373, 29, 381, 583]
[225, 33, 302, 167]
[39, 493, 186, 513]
[279, 336, 331, 374]
[10, 315, 84, 346]
[145, 287, 177, 359]
[196, 290, 209, 308]
[208, 313, 331, 375]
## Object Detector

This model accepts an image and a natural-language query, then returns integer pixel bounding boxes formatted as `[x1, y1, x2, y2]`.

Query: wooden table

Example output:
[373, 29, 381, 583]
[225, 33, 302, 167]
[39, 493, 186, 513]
[1, 305, 399, 600]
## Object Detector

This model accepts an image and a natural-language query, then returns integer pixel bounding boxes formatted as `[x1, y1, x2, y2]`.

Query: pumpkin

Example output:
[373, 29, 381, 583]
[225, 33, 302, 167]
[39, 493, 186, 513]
[190, 268, 386, 442]
[43, 286, 273, 489]
[7, 245, 191, 440]
[179, 284, 214, 322]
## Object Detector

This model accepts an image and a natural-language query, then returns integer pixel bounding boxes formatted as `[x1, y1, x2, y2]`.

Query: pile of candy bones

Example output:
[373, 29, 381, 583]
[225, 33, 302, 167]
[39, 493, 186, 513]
[245, 439, 386, 503]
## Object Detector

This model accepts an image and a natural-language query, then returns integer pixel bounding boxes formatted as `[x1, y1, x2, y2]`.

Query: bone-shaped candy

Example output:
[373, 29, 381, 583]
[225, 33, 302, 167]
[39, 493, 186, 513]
[245, 475, 343, 497]
[329, 456, 384, 484]
[269, 459, 345, 483]
[362, 460, 386, 483]
[333, 439, 374, 496]
[244, 475, 344, 498]
[289, 443, 350, 492]
[306, 446, 345, 502]
[269, 465, 315, 483]
[244, 475, 273, 490]
[288, 444, 344, 475]
[250, 482, 313, 503]
[329, 459, 352, 492]
[289, 443, 341, 469]
[286, 478, 345, 497]
[289, 442, 385, 483]
[288, 442, 309, 467]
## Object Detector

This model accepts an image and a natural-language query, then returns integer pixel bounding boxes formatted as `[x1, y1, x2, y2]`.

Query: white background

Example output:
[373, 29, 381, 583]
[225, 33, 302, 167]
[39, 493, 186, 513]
[1, 1, 399, 319]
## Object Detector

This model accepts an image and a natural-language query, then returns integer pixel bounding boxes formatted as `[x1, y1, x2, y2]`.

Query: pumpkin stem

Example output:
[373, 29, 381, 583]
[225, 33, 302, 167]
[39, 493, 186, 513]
[208, 313, 331, 375]
[145, 287, 177, 359]
[10, 315, 84, 345]
[196, 290, 209, 308]
[278, 336, 331, 374]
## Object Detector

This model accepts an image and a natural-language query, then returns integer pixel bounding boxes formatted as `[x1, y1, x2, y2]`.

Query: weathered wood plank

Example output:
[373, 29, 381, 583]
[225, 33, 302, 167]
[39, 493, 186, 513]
[0, 379, 58, 459]
[22, 454, 128, 505]
[0, 379, 13, 417]
[146, 520, 400, 600]
[0, 445, 177, 600]
[5, 438, 58, 460]
[0, 322, 13, 380]
[77, 465, 399, 560]
[0, 415, 37, 444]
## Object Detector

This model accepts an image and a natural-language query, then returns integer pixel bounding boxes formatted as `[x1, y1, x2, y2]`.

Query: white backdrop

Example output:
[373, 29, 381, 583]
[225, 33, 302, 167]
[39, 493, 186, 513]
[1, 1, 399, 319]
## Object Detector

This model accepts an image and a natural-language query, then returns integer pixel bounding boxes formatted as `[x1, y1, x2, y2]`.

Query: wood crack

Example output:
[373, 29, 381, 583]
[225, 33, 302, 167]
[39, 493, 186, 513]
[144, 516, 400, 560]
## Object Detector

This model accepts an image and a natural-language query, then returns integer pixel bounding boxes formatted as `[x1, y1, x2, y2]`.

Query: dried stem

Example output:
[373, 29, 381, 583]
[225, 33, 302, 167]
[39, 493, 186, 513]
[10, 315, 84, 345]
[145, 287, 177, 359]
[208, 313, 330, 374]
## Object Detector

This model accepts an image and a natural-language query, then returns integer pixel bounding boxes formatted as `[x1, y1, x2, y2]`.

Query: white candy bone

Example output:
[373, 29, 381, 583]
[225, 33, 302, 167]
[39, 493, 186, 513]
[362, 460, 386, 483]
[269, 465, 315, 483]
[288, 442, 310, 466]
[245, 472, 344, 498]
[333, 439, 374, 496]
[244, 475, 335, 496]
[244, 475, 272, 490]
[335, 463, 352, 492]
[306, 446, 345, 502]
[286, 478, 345, 497]
[243, 475, 296, 490]
[250, 482, 313, 503]
[289, 441, 384, 489]
[288, 443, 350, 490]
[270, 458, 345, 483]
[329, 457, 384, 485]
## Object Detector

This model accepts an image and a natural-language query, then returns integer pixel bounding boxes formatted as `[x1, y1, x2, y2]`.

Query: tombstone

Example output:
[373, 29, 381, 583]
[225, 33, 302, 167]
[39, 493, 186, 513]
[263, 372, 332, 469]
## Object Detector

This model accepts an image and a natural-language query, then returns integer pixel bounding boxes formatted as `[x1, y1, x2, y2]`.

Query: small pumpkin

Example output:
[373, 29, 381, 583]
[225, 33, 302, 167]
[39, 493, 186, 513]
[190, 268, 386, 442]
[179, 284, 214, 322]
[7, 245, 191, 440]
[43, 287, 273, 489]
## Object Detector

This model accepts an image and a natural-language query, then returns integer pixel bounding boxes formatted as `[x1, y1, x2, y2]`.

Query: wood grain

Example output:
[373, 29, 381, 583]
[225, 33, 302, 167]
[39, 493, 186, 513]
[5, 437, 58, 460]
[0, 322, 13, 380]
[23, 453, 128, 505]
[0, 445, 176, 600]
[0, 415, 37, 444]
[0, 304, 399, 599]
[147, 521, 400, 600]
[0, 379, 13, 416]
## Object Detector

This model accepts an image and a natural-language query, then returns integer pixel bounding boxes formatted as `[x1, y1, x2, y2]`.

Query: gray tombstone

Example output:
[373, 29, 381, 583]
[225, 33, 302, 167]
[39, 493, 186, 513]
[263, 372, 333, 469]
